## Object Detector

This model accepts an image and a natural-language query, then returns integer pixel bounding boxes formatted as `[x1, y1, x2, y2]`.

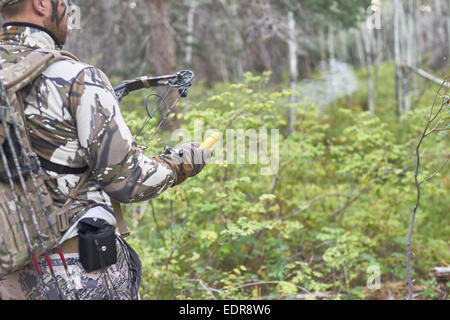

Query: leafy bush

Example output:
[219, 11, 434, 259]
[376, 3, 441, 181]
[119, 66, 448, 300]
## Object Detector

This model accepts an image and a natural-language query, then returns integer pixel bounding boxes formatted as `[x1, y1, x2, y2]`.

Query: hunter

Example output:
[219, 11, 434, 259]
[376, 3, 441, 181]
[0, 0, 211, 300]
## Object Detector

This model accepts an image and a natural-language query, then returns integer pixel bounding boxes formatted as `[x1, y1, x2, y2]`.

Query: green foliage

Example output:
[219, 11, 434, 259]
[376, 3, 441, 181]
[119, 67, 448, 300]
[418, 278, 439, 299]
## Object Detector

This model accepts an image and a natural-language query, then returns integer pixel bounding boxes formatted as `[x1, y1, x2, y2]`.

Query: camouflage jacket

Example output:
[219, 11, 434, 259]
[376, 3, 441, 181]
[0, 24, 180, 225]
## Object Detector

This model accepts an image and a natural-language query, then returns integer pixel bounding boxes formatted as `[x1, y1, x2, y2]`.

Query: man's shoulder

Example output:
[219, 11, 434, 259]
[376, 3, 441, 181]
[42, 57, 98, 83]
[43, 57, 114, 93]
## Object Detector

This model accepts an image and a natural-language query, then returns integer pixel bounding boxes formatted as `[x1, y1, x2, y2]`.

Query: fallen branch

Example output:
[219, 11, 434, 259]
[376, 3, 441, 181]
[186, 279, 310, 296]
[431, 267, 450, 280]
[404, 65, 450, 88]
[197, 279, 219, 300]
[295, 292, 334, 299]
[430, 267, 450, 300]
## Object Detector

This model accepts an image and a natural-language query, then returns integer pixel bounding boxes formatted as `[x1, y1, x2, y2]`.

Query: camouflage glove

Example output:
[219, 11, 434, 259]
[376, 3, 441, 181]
[158, 142, 212, 186]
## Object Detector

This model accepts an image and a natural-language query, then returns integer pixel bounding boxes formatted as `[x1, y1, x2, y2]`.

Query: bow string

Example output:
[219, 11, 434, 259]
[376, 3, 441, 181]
[114, 70, 195, 150]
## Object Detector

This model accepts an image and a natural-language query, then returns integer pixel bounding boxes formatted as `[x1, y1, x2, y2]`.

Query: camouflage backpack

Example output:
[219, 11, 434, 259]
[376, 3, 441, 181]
[0, 48, 86, 276]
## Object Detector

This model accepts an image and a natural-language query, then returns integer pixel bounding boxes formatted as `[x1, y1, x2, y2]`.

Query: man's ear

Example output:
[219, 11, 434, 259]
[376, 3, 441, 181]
[31, 0, 48, 17]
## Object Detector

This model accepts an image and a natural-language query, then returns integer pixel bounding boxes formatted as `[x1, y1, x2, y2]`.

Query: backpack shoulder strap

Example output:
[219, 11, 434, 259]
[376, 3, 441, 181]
[0, 48, 79, 93]
[0, 48, 89, 233]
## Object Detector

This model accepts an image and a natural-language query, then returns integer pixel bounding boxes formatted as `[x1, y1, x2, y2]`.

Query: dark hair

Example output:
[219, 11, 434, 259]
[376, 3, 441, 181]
[1, 0, 28, 19]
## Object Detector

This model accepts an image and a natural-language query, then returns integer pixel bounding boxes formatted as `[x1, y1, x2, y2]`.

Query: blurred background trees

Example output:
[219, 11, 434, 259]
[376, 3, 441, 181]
[67, 0, 449, 119]
[66, 1, 448, 82]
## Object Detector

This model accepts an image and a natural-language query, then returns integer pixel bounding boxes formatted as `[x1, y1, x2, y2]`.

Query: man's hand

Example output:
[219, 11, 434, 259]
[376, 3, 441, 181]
[158, 142, 212, 186]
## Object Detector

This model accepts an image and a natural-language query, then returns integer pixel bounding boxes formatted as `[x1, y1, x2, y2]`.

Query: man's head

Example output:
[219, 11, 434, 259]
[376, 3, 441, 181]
[0, 0, 76, 46]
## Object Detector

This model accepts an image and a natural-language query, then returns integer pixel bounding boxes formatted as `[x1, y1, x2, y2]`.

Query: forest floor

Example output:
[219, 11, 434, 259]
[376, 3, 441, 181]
[363, 281, 448, 300]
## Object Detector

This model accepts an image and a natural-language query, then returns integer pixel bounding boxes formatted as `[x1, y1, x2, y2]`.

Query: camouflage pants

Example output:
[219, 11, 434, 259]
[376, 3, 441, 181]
[0, 235, 141, 300]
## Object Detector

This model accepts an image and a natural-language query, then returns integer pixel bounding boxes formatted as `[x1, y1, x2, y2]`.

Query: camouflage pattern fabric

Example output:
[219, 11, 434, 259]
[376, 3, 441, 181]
[0, 24, 209, 299]
[0, 24, 185, 223]
[164, 142, 212, 186]
[0, 235, 141, 300]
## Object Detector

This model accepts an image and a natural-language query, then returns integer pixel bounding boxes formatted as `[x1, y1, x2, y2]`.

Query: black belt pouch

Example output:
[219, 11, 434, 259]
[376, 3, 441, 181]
[78, 218, 117, 272]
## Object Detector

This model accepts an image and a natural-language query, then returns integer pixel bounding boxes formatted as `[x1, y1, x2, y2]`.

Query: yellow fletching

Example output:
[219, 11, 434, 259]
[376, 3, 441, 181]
[200, 133, 220, 149]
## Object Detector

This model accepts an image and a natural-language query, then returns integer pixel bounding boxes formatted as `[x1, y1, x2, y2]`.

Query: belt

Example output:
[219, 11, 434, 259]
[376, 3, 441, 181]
[53, 237, 79, 254]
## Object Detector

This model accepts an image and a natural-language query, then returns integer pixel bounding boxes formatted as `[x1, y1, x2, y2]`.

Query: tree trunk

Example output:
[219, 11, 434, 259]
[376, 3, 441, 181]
[374, 28, 383, 95]
[328, 25, 336, 62]
[328, 26, 336, 110]
[185, 3, 197, 66]
[339, 30, 348, 62]
[354, 28, 366, 68]
[240, 0, 272, 76]
[447, 0, 450, 61]
[403, 0, 415, 114]
[287, 11, 298, 136]
[415, 0, 423, 90]
[434, 0, 446, 44]
[148, 0, 181, 131]
[394, 0, 404, 117]
[319, 28, 326, 62]
[363, 25, 375, 114]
